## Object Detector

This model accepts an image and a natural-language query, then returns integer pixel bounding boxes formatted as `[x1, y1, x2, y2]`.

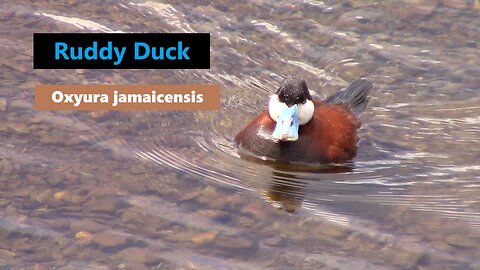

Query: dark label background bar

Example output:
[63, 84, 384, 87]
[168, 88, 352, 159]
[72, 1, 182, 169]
[33, 33, 210, 69]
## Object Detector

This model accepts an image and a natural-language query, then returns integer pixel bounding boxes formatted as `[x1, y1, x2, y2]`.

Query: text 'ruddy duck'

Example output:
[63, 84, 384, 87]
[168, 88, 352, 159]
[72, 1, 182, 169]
[33, 33, 210, 69]
[55, 41, 190, 66]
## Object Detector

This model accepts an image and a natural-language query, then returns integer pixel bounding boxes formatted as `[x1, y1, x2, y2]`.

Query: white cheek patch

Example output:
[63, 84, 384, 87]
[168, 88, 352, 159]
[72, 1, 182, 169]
[268, 95, 282, 122]
[298, 100, 314, 125]
[269, 95, 314, 125]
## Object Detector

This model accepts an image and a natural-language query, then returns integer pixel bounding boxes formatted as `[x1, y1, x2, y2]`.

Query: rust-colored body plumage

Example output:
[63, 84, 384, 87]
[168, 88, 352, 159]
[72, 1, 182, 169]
[235, 101, 360, 164]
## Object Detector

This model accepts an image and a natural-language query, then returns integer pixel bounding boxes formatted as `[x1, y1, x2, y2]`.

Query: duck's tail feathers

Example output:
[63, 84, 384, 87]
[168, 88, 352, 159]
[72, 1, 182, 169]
[325, 78, 373, 115]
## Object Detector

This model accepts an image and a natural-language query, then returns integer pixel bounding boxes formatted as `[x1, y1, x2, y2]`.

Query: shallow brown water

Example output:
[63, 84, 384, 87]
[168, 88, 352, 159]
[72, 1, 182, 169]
[1, 0, 480, 269]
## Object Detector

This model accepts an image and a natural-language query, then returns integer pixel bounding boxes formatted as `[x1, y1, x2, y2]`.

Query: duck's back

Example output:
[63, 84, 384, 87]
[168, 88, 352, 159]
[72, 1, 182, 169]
[297, 102, 361, 163]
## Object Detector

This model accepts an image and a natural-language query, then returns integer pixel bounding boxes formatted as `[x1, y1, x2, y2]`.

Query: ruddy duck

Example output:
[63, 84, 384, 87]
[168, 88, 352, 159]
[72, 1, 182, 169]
[235, 76, 372, 164]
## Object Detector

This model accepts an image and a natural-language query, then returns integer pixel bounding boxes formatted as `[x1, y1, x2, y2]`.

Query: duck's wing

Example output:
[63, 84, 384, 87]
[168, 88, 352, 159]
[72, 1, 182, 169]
[325, 78, 373, 115]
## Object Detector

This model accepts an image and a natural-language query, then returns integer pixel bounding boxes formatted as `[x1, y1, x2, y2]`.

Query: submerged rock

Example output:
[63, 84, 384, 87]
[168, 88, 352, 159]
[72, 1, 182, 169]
[0, 98, 6, 111]
[33, 189, 54, 204]
[70, 219, 109, 233]
[86, 197, 131, 214]
[0, 248, 16, 258]
[214, 234, 256, 251]
[445, 234, 478, 248]
[191, 231, 217, 245]
[442, 0, 469, 9]
[116, 247, 160, 265]
[347, 0, 378, 8]
[75, 231, 93, 243]
[395, 0, 439, 20]
[92, 231, 130, 250]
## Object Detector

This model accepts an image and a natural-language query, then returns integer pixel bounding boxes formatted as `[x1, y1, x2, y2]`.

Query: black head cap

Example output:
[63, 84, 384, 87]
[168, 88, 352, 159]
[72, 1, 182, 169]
[276, 76, 312, 107]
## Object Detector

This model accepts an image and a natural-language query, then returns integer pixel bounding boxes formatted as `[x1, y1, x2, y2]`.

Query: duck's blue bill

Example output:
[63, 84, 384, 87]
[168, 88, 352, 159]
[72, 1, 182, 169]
[272, 103, 299, 141]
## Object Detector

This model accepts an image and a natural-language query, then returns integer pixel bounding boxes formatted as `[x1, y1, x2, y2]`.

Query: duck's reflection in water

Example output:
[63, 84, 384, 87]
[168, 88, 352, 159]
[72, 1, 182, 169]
[259, 160, 353, 213]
